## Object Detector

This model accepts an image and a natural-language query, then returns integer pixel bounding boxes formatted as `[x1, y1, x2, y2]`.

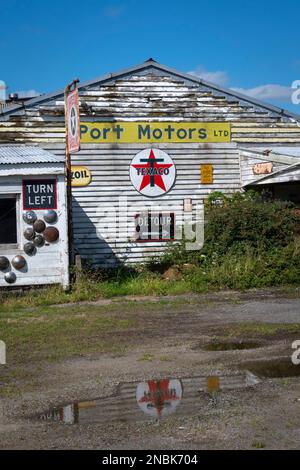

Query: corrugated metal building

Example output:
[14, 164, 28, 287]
[0, 60, 300, 267]
[0, 145, 69, 287]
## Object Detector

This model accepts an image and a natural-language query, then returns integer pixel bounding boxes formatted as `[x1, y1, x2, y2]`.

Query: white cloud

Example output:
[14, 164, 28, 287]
[231, 84, 292, 102]
[188, 66, 293, 103]
[187, 67, 229, 86]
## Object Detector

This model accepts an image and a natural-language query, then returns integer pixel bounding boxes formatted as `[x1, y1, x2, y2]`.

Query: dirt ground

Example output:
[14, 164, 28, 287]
[1, 288, 300, 450]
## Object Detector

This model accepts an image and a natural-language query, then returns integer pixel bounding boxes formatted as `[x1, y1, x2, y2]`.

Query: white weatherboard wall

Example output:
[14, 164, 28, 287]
[42, 142, 240, 266]
[0, 165, 69, 288]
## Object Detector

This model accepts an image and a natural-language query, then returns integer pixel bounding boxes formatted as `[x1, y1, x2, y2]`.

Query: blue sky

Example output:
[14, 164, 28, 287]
[1, 0, 300, 112]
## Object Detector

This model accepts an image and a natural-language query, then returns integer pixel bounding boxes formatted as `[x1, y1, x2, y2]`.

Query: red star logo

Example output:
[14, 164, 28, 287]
[132, 149, 173, 192]
[138, 379, 180, 417]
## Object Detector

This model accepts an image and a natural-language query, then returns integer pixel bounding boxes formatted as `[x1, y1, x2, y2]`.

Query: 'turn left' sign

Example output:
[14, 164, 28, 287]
[23, 179, 57, 210]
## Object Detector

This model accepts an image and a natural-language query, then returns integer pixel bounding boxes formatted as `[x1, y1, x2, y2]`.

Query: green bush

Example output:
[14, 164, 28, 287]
[152, 190, 300, 289]
[203, 190, 299, 257]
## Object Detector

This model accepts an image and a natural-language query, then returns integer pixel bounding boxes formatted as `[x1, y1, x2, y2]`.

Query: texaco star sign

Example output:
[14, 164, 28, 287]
[130, 148, 176, 197]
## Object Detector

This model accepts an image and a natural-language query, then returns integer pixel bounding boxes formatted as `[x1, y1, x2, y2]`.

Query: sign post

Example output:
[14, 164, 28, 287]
[64, 79, 80, 267]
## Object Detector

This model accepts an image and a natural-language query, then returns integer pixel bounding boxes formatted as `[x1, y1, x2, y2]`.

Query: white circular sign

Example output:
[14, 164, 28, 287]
[130, 148, 176, 197]
[136, 379, 183, 418]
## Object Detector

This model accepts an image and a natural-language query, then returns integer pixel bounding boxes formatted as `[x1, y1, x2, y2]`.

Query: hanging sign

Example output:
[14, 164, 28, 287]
[22, 179, 57, 210]
[66, 88, 80, 153]
[71, 166, 92, 187]
[80, 122, 231, 143]
[135, 212, 175, 241]
[130, 148, 176, 197]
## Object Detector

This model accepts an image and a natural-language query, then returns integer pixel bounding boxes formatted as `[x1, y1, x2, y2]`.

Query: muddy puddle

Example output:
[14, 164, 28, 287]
[242, 357, 300, 378]
[201, 340, 261, 351]
[38, 373, 258, 425]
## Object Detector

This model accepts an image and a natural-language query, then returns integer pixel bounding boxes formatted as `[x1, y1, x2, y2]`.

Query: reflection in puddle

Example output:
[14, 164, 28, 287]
[136, 379, 183, 418]
[38, 372, 258, 425]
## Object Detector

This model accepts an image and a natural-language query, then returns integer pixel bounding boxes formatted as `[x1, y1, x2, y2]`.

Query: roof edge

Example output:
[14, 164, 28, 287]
[243, 160, 300, 186]
[240, 147, 300, 163]
[1, 60, 300, 121]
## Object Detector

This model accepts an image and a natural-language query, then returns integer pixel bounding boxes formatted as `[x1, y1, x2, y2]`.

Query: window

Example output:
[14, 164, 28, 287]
[0, 195, 18, 245]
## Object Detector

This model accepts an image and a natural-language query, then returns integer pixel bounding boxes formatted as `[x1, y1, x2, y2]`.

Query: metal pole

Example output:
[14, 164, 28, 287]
[64, 79, 79, 269]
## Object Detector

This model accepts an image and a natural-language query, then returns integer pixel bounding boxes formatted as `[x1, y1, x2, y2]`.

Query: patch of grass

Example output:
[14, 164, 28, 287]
[0, 306, 136, 364]
[99, 276, 193, 298]
[224, 322, 300, 338]
[251, 440, 266, 449]
[0, 302, 139, 397]
[138, 353, 155, 362]
[89, 238, 300, 299]
[0, 272, 196, 314]
[0, 279, 106, 313]
[159, 356, 173, 362]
